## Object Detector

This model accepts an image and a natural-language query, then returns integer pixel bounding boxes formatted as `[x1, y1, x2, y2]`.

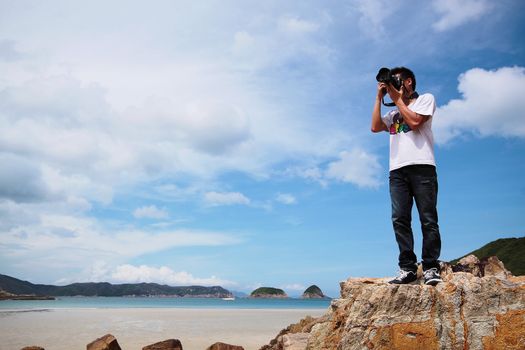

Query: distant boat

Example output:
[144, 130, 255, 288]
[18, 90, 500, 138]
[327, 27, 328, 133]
[222, 297, 235, 301]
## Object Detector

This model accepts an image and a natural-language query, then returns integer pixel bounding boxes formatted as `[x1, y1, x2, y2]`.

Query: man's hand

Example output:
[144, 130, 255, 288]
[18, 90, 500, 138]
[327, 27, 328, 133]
[377, 82, 387, 100]
[372, 83, 389, 133]
[386, 84, 403, 104]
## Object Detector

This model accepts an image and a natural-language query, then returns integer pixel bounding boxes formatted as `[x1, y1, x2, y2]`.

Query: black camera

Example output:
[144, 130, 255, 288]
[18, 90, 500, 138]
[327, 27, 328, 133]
[376, 67, 403, 91]
[376, 67, 404, 107]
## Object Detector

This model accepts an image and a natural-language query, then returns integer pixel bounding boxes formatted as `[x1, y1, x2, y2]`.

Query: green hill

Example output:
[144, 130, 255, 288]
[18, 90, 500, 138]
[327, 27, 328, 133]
[0, 274, 233, 297]
[302, 285, 326, 298]
[451, 237, 525, 276]
[250, 287, 287, 298]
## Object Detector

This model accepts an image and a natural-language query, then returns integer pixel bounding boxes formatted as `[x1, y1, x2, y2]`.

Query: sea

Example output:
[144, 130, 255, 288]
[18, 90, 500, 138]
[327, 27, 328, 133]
[0, 296, 332, 310]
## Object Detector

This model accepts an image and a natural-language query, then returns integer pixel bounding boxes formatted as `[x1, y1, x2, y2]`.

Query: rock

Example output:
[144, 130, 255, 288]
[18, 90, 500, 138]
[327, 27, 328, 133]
[20, 347, 45, 350]
[86, 334, 121, 350]
[447, 254, 513, 279]
[260, 256, 525, 350]
[481, 256, 512, 279]
[282, 333, 309, 350]
[142, 339, 183, 350]
[205, 342, 244, 350]
[259, 315, 327, 350]
[456, 254, 482, 276]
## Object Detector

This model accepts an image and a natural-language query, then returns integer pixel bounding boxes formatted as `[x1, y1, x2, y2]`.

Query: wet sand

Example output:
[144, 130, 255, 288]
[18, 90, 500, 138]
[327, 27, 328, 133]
[0, 308, 326, 350]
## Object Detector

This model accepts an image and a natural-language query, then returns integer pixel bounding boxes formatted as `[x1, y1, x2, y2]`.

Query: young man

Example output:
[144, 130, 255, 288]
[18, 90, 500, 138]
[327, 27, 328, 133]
[371, 67, 442, 286]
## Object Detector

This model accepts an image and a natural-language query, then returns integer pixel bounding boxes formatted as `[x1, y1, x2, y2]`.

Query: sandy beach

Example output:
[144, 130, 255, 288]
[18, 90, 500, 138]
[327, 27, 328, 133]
[0, 308, 326, 350]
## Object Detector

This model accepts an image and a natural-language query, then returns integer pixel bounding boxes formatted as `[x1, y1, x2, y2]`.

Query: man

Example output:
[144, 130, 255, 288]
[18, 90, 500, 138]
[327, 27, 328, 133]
[371, 66, 442, 286]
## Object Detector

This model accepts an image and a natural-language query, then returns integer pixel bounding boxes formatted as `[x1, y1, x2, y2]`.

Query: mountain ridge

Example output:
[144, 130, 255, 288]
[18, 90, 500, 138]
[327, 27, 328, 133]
[0, 274, 232, 298]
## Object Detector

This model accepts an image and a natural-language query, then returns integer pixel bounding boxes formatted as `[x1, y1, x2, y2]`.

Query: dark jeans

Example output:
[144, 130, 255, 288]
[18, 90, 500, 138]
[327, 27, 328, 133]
[389, 164, 441, 272]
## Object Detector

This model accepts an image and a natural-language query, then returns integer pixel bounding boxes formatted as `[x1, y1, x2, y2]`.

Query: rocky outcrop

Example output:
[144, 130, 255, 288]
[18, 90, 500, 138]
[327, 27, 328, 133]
[260, 316, 328, 350]
[206, 342, 245, 350]
[87, 334, 122, 350]
[142, 339, 183, 350]
[301, 285, 326, 299]
[260, 256, 525, 350]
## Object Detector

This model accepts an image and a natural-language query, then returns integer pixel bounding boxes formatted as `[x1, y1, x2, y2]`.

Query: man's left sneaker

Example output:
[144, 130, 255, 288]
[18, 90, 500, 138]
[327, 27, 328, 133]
[424, 268, 442, 286]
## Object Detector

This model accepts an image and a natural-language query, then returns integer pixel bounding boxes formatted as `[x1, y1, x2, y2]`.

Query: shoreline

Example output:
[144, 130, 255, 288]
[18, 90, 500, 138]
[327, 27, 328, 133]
[0, 307, 326, 350]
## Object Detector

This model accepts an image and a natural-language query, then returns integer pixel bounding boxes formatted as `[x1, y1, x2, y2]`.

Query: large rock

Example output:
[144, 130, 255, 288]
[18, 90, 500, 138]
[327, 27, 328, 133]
[282, 333, 309, 350]
[447, 254, 513, 279]
[260, 316, 327, 350]
[20, 347, 45, 350]
[205, 342, 244, 350]
[86, 334, 121, 350]
[142, 339, 183, 350]
[260, 256, 525, 350]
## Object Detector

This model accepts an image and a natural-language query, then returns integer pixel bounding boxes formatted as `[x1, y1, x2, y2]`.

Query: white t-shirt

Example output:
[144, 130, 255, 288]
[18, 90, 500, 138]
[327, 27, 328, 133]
[381, 93, 437, 171]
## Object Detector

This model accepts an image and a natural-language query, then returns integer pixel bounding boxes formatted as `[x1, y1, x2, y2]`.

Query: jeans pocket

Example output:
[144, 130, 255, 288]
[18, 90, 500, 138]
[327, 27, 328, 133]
[416, 177, 438, 197]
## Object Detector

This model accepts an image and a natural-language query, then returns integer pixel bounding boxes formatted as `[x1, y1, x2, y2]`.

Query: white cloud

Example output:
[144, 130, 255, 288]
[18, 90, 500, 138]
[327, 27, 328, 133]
[276, 193, 297, 205]
[111, 264, 235, 287]
[434, 66, 525, 144]
[0, 153, 51, 202]
[133, 205, 169, 219]
[0, 39, 24, 61]
[231, 13, 332, 70]
[325, 149, 382, 188]
[351, 0, 398, 39]
[278, 16, 320, 35]
[280, 283, 306, 292]
[0, 2, 398, 285]
[0, 213, 242, 273]
[432, 0, 492, 32]
[204, 191, 251, 206]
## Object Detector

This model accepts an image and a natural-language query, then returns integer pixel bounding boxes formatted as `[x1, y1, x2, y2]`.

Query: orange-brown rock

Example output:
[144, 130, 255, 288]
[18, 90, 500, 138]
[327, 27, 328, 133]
[86, 334, 121, 350]
[142, 339, 183, 350]
[205, 342, 244, 350]
[482, 310, 525, 350]
[260, 256, 525, 350]
[20, 347, 45, 350]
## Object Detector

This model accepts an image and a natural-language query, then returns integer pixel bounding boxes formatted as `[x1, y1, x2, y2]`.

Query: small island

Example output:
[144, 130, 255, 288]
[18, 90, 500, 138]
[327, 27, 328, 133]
[301, 285, 328, 299]
[250, 287, 288, 299]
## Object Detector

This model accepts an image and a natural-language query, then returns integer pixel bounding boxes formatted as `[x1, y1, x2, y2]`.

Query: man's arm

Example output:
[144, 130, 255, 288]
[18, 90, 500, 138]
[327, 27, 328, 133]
[371, 83, 388, 133]
[394, 99, 430, 130]
[387, 86, 430, 130]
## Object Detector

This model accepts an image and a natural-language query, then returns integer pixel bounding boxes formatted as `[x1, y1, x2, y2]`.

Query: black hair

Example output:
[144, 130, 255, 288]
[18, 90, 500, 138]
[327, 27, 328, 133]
[391, 66, 416, 91]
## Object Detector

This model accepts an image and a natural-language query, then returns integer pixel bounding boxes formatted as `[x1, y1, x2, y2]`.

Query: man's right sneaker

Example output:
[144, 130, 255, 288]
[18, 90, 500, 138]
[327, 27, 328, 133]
[388, 269, 417, 284]
[423, 268, 442, 286]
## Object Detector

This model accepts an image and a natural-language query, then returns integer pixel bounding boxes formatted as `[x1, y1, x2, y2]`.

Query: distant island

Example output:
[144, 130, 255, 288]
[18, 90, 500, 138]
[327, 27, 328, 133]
[301, 285, 328, 299]
[0, 274, 233, 298]
[250, 287, 288, 298]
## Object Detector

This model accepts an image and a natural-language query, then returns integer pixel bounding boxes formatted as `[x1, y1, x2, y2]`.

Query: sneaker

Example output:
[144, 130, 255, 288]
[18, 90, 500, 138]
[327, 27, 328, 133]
[423, 268, 442, 286]
[389, 269, 417, 284]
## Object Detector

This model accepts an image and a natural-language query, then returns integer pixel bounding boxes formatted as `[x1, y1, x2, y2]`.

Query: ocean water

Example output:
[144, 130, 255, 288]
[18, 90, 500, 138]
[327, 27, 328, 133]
[0, 296, 332, 310]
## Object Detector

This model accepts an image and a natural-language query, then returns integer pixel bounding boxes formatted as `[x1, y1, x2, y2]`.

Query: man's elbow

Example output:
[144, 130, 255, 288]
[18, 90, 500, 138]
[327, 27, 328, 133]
[410, 115, 430, 130]
[408, 121, 421, 130]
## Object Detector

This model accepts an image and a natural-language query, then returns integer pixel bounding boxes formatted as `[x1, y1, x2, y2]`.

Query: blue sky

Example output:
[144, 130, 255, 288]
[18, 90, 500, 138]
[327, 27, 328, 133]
[0, 0, 524, 297]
